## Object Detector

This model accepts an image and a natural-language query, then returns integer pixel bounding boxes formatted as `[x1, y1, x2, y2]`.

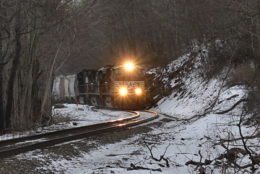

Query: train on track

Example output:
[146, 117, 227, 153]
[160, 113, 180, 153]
[52, 62, 151, 109]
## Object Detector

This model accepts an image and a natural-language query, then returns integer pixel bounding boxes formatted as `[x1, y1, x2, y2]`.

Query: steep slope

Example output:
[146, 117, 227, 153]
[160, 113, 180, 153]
[149, 47, 246, 119]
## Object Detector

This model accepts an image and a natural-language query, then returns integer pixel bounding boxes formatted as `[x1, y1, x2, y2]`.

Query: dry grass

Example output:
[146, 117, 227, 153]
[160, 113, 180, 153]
[53, 103, 67, 109]
[228, 63, 256, 86]
[51, 112, 74, 125]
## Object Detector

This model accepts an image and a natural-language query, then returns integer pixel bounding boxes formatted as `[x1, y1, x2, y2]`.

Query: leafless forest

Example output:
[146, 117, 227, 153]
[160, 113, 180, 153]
[0, 0, 259, 131]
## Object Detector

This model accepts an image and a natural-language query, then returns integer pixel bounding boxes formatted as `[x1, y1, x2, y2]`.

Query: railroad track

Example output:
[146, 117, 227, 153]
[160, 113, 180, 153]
[0, 110, 158, 159]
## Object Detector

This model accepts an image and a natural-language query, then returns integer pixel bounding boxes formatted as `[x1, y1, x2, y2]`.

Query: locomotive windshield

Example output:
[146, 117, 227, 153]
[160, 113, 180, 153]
[114, 67, 144, 81]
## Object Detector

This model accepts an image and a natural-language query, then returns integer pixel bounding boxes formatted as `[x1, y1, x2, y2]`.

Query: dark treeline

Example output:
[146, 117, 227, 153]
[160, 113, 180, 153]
[62, 0, 260, 72]
[0, 0, 259, 130]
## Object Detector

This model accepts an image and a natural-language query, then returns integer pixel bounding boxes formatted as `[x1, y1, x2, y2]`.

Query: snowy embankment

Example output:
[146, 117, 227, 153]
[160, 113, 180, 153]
[151, 50, 247, 119]
[51, 104, 131, 128]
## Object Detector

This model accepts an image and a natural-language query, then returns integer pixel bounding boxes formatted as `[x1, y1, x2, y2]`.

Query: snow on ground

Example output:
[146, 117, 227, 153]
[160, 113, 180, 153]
[50, 104, 131, 129]
[0, 104, 131, 141]
[30, 113, 259, 173]
[3, 50, 259, 173]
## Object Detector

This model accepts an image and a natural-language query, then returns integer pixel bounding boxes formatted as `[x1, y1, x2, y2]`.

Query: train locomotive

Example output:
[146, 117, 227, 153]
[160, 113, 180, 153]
[53, 62, 150, 109]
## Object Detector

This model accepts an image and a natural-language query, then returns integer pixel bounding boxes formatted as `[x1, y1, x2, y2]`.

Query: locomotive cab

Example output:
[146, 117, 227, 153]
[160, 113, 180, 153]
[75, 62, 149, 109]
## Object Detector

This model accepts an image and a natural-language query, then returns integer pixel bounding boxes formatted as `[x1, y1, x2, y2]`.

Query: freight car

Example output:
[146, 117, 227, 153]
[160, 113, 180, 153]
[53, 62, 151, 109]
[52, 74, 78, 103]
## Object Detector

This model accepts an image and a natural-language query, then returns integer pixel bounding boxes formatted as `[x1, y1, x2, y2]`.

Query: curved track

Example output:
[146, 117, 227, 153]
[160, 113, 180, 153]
[0, 110, 158, 159]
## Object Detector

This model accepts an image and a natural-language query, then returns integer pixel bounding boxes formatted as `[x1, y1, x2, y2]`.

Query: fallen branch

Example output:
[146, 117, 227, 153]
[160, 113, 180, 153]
[217, 137, 260, 171]
[216, 147, 247, 162]
[215, 98, 248, 114]
[144, 141, 170, 167]
[185, 159, 212, 166]
[219, 94, 239, 103]
[238, 112, 257, 171]
[127, 163, 162, 172]
[186, 147, 256, 170]
[215, 132, 260, 146]
[186, 150, 213, 167]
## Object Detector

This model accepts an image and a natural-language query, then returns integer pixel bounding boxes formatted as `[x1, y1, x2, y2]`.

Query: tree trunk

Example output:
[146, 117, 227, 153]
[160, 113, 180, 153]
[0, 65, 4, 131]
[0, 33, 4, 131]
[5, 3, 22, 128]
[257, 1, 260, 67]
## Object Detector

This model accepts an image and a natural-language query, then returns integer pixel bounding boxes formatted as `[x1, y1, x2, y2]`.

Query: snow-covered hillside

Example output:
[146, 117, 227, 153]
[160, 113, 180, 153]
[1, 49, 259, 174]
[151, 49, 247, 119]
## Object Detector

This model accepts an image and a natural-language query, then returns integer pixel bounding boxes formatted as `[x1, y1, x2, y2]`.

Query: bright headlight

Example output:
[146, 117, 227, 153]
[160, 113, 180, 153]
[135, 88, 142, 96]
[124, 62, 135, 72]
[119, 87, 128, 96]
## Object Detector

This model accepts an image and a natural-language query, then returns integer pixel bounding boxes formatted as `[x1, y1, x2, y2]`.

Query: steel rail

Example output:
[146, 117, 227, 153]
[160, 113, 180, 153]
[0, 110, 158, 159]
[0, 111, 139, 147]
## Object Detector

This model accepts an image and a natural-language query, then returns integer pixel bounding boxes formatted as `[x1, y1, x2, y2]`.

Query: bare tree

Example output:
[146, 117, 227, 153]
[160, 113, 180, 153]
[0, 0, 78, 130]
